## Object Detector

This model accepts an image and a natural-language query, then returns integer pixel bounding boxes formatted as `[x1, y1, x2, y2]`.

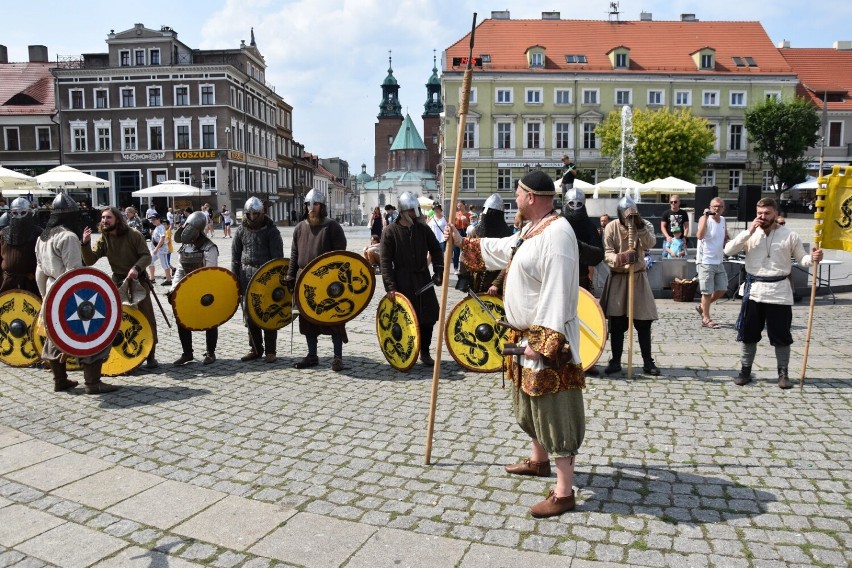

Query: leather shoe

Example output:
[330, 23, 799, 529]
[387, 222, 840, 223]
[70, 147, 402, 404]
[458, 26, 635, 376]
[778, 367, 792, 390]
[504, 458, 551, 477]
[264, 353, 277, 364]
[294, 355, 319, 369]
[530, 489, 576, 518]
[734, 366, 752, 386]
[585, 366, 599, 376]
[84, 381, 120, 395]
[643, 361, 661, 376]
[420, 352, 434, 366]
[173, 353, 193, 366]
[241, 350, 261, 362]
[202, 353, 216, 365]
[331, 357, 344, 372]
[604, 360, 622, 375]
[53, 378, 79, 392]
[145, 357, 159, 369]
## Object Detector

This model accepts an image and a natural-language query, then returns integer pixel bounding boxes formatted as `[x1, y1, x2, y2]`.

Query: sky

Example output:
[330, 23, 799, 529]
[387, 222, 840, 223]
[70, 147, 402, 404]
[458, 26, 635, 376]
[5, 0, 851, 177]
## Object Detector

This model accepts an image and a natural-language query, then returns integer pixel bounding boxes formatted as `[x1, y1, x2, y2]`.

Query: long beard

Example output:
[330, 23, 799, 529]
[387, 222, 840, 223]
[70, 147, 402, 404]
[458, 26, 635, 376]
[307, 210, 325, 226]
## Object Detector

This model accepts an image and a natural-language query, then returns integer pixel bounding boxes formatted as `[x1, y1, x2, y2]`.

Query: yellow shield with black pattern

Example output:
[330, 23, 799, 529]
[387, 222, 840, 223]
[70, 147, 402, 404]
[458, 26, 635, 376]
[0, 290, 43, 367]
[445, 294, 508, 373]
[32, 318, 81, 371]
[170, 267, 240, 331]
[376, 294, 420, 372]
[295, 251, 375, 326]
[245, 258, 293, 330]
[578, 287, 607, 371]
[103, 305, 154, 376]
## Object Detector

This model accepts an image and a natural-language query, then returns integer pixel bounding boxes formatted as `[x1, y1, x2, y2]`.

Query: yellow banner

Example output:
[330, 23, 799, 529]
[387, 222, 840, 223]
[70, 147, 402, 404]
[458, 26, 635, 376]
[816, 166, 852, 252]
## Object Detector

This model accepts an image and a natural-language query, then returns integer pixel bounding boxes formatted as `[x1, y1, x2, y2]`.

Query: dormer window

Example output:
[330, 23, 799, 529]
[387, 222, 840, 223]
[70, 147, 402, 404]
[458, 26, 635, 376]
[607, 47, 630, 70]
[615, 53, 628, 68]
[526, 46, 546, 69]
[701, 54, 713, 69]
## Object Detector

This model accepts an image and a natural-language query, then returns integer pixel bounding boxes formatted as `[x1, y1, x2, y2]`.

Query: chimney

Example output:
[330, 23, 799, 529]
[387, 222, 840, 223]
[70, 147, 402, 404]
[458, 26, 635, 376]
[640, 11, 653, 21]
[834, 40, 852, 51]
[681, 13, 698, 22]
[28, 45, 48, 63]
[491, 10, 510, 20]
[542, 11, 560, 20]
[0, 45, 7, 64]
[778, 39, 791, 49]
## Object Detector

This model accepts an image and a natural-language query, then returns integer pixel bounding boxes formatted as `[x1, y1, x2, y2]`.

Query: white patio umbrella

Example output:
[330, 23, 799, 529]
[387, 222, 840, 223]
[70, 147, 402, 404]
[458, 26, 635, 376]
[791, 176, 819, 190]
[1, 188, 56, 198]
[131, 180, 213, 198]
[593, 176, 640, 199]
[0, 166, 38, 190]
[638, 176, 697, 196]
[556, 177, 594, 193]
[36, 165, 109, 189]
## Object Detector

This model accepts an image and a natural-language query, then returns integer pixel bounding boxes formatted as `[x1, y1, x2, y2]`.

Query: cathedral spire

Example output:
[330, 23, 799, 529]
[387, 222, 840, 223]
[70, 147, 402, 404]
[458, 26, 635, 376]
[423, 49, 442, 116]
[379, 49, 402, 118]
[250, 27, 256, 47]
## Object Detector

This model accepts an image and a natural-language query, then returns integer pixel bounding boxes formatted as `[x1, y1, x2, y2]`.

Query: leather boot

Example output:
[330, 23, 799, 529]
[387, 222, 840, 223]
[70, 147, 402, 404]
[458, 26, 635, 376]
[777, 367, 792, 390]
[50, 360, 78, 392]
[735, 365, 752, 386]
[83, 361, 119, 394]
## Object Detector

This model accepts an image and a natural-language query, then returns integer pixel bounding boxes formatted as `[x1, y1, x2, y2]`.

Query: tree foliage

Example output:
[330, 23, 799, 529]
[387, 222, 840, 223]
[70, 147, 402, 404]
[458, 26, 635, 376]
[597, 107, 715, 183]
[744, 97, 820, 198]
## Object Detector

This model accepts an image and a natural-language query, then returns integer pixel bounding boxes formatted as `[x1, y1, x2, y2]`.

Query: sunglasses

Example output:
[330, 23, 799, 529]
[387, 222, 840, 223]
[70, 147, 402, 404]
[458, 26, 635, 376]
[669, 201, 679, 204]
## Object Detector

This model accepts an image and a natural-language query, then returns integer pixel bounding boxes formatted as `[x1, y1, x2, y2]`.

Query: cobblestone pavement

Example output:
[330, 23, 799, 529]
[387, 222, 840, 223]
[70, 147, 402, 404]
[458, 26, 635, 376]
[0, 225, 849, 567]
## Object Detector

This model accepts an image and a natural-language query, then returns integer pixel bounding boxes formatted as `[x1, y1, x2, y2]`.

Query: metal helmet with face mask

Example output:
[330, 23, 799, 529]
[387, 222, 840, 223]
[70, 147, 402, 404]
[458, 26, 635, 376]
[482, 193, 503, 214]
[564, 188, 586, 211]
[9, 197, 31, 219]
[244, 196, 264, 222]
[304, 189, 326, 209]
[180, 211, 209, 243]
[51, 191, 79, 212]
[397, 192, 422, 218]
[617, 194, 639, 224]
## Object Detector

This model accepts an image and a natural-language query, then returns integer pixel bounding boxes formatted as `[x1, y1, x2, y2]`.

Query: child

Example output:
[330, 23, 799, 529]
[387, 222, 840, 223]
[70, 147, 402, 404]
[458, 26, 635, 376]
[163, 219, 174, 271]
[363, 234, 381, 272]
[663, 227, 687, 258]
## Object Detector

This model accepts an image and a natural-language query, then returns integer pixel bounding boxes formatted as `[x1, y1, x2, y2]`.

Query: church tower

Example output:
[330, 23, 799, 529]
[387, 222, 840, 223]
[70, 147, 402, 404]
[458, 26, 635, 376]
[422, 52, 443, 177]
[374, 53, 404, 178]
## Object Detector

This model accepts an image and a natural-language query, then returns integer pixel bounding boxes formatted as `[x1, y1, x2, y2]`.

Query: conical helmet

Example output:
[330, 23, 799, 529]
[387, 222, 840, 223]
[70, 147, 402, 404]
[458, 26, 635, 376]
[617, 195, 638, 223]
[244, 196, 264, 222]
[181, 211, 209, 243]
[564, 188, 586, 211]
[9, 197, 31, 218]
[482, 193, 503, 214]
[52, 192, 79, 212]
[398, 192, 422, 218]
[304, 189, 326, 208]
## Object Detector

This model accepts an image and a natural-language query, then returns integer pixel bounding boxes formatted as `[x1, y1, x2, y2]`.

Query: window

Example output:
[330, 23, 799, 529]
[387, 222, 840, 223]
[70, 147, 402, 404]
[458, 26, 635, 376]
[565, 54, 587, 64]
[201, 168, 217, 190]
[828, 121, 843, 147]
[526, 122, 541, 148]
[525, 88, 542, 104]
[555, 89, 571, 105]
[147, 87, 161, 107]
[729, 170, 742, 192]
[176, 168, 191, 185]
[459, 87, 477, 104]
[71, 124, 87, 152]
[730, 91, 747, 107]
[675, 90, 691, 106]
[175, 86, 189, 106]
[647, 90, 664, 106]
[707, 123, 719, 150]
[200, 85, 215, 105]
[461, 168, 475, 190]
[94, 89, 108, 109]
[202, 124, 216, 149]
[176, 124, 190, 149]
[530, 52, 543, 67]
[582, 89, 599, 105]
[4, 128, 20, 151]
[701, 54, 714, 69]
[764, 91, 781, 102]
[148, 124, 163, 150]
[555, 122, 571, 149]
[96, 124, 111, 151]
[119, 50, 130, 66]
[497, 122, 512, 149]
[134, 49, 145, 65]
[615, 53, 628, 68]
[762, 171, 774, 192]
[496, 88, 512, 104]
[497, 168, 512, 191]
[70, 89, 84, 109]
[729, 124, 744, 150]
[702, 91, 719, 107]
[122, 124, 137, 151]
[701, 169, 715, 187]
[463, 122, 476, 149]
[615, 89, 632, 106]
[36, 127, 51, 150]
[120, 87, 135, 108]
[744, 57, 757, 67]
[583, 123, 597, 149]
[150, 49, 160, 65]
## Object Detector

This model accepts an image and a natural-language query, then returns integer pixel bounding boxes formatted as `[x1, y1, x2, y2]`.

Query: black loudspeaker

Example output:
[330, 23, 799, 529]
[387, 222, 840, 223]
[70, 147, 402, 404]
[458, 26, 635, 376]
[694, 186, 718, 216]
[737, 184, 761, 222]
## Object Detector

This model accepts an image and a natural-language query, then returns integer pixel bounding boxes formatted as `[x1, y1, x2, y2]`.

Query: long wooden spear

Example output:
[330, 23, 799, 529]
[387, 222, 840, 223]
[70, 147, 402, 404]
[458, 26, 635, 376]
[425, 13, 478, 465]
[799, 175, 826, 388]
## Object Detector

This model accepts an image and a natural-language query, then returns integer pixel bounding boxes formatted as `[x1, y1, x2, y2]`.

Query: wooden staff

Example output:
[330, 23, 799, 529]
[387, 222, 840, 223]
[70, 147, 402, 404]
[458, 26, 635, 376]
[425, 13, 478, 465]
[626, 216, 636, 379]
[799, 176, 826, 388]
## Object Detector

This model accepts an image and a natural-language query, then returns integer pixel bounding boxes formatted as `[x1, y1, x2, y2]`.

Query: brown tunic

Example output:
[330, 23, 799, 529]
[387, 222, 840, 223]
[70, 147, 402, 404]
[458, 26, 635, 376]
[0, 229, 40, 296]
[601, 219, 658, 320]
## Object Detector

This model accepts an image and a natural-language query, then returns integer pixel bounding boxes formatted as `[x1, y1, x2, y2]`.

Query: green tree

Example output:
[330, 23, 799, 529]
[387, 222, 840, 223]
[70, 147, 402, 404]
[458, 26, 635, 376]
[744, 97, 820, 198]
[597, 107, 715, 183]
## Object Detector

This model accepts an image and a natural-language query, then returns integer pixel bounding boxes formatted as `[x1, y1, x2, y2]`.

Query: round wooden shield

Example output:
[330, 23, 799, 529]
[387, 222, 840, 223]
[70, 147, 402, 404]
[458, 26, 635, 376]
[445, 294, 509, 373]
[32, 317, 82, 371]
[375, 294, 420, 372]
[102, 305, 154, 377]
[43, 267, 122, 358]
[0, 290, 43, 367]
[245, 258, 293, 330]
[170, 267, 239, 331]
[578, 287, 607, 372]
[295, 251, 375, 326]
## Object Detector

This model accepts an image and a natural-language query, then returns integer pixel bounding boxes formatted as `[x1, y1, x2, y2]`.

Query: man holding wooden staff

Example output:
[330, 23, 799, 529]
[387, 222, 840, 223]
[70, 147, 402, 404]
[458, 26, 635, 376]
[446, 170, 584, 518]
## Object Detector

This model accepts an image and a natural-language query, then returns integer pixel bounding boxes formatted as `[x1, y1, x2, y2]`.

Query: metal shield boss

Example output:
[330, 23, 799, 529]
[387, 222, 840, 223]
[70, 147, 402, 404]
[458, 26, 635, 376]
[43, 267, 122, 357]
[295, 251, 376, 326]
[245, 258, 293, 330]
[376, 294, 420, 372]
[102, 305, 154, 377]
[445, 294, 509, 372]
[0, 290, 42, 367]
[170, 267, 239, 330]
[578, 287, 606, 371]
[31, 318, 81, 371]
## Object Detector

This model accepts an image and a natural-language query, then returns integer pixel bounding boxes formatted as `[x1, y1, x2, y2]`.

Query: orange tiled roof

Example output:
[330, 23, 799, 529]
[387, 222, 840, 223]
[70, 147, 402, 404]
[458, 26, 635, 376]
[0, 62, 56, 115]
[445, 19, 794, 75]
[779, 48, 852, 110]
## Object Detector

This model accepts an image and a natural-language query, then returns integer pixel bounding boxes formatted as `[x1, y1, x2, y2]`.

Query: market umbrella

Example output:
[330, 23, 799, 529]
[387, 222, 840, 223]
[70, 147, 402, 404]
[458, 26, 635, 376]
[36, 165, 109, 189]
[0, 166, 38, 190]
[132, 180, 214, 198]
[638, 176, 697, 196]
[556, 177, 594, 193]
[1, 188, 56, 198]
[417, 195, 434, 211]
[593, 176, 640, 199]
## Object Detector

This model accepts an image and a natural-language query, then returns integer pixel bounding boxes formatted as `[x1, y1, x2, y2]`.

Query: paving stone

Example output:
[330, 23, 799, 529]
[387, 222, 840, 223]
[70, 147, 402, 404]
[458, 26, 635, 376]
[92, 546, 203, 567]
[5, 453, 111, 491]
[0, 505, 65, 547]
[16, 522, 125, 568]
[0, 440, 67, 475]
[346, 527, 467, 567]
[106, 479, 225, 530]
[459, 543, 571, 567]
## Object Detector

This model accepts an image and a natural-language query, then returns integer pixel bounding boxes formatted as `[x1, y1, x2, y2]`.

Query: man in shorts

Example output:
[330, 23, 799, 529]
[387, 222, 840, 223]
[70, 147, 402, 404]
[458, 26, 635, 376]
[695, 197, 727, 328]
